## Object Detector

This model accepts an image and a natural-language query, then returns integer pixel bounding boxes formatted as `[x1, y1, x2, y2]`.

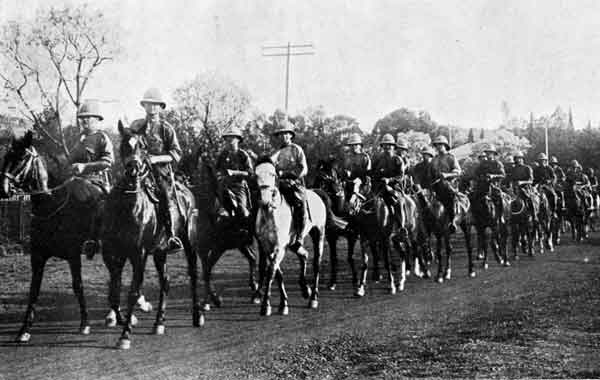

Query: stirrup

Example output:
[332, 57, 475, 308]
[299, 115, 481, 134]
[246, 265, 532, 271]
[167, 236, 184, 251]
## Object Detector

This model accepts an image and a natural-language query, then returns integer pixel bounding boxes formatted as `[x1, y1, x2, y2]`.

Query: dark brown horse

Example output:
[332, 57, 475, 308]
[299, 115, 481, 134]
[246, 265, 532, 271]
[190, 156, 260, 309]
[104, 123, 200, 350]
[1, 131, 94, 343]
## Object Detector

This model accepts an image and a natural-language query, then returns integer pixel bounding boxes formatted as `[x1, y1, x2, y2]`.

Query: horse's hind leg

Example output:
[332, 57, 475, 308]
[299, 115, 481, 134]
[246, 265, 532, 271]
[435, 234, 444, 283]
[327, 234, 338, 291]
[184, 238, 202, 327]
[444, 233, 452, 280]
[104, 253, 126, 327]
[308, 228, 324, 309]
[15, 254, 47, 343]
[202, 248, 224, 310]
[347, 235, 359, 289]
[153, 251, 169, 334]
[293, 245, 311, 300]
[240, 244, 259, 293]
[68, 256, 90, 335]
[275, 268, 289, 315]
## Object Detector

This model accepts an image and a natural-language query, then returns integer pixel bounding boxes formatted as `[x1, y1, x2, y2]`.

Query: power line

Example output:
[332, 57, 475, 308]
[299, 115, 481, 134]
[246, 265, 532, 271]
[262, 42, 315, 112]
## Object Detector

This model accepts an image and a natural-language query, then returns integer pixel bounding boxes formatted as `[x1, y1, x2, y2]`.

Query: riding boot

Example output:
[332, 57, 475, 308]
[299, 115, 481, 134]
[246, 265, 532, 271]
[216, 183, 230, 218]
[446, 202, 457, 233]
[165, 206, 183, 252]
[291, 201, 307, 249]
[82, 203, 103, 260]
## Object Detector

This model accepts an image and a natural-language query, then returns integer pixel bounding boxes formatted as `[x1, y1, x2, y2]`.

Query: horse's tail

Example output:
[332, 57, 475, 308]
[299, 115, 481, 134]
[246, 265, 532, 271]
[313, 188, 348, 232]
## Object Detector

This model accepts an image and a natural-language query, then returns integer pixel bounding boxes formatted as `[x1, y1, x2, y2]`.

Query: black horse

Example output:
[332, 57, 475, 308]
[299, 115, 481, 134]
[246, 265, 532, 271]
[189, 155, 261, 309]
[1, 131, 95, 342]
[104, 122, 200, 350]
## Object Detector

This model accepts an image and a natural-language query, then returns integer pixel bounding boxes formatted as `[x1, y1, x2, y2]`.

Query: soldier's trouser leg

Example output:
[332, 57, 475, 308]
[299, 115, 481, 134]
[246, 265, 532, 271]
[158, 178, 183, 250]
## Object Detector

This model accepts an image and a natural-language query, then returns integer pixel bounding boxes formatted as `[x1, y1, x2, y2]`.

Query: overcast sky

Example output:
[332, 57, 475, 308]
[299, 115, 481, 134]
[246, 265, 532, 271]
[2, 0, 600, 131]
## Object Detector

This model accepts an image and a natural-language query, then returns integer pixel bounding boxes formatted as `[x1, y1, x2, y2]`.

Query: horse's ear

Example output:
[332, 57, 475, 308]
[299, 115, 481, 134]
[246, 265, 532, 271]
[23, 130, 33, 147]
[118, 120, 125, 136]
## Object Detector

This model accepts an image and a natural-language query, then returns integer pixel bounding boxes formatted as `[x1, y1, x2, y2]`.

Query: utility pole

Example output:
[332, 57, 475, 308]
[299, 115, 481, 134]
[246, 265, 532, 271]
[262, 42, 315, 112]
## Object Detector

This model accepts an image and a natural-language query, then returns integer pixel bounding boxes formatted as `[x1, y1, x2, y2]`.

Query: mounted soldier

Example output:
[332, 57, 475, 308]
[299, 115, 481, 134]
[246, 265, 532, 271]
[430, 135, 461, 232]
[566, 160, 592, 210]
[533, 152, 558, 217]
[585, 167, 598, 209]
[340, 133, 371, 209]
[270, 119, 308, 250]
[129, 88, 183, 251]
[550, 156, 566, 211]
[69, 100, 115, 258]
[371, 133, 406, 222]
[395, 137, 412, 190]
[510, 151, 537, 221]
[473, 144, 505, 221]
[411, 146, 437, 205]
[502, 155, 515, 192]
[215, 126, 254, 220]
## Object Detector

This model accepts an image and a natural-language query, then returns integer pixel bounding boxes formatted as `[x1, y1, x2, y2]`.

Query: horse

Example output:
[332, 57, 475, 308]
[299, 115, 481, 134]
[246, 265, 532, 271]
[0, 131, 94, 342]
[534, 187, 554, 253]
[470, 180, 510, 269]
[190, 155, 261, 309]
[414, 186, 474, 282]
[510, 188, 537, 258]
[254, 157, 327, 316]
[103, 122, 200, 350]
[312, 159, 382, 296]
[564, 183, 588, 242]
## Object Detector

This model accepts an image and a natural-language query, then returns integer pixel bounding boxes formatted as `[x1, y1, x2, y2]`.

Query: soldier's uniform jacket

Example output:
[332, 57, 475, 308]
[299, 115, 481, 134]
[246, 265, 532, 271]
[341, 151, 371, 181]
[533, 165, 556, 185]
[69, 130, 114, 190]
[510, 164, 534, 183]
[552, 165, 566, 183]
[431, 153, 461, 180]
[371, 153, 405, 181]
[475, 159, 505, 181]
[271, 143, 308, 183]
[216, 149, 253, 185]
[130, 118, 182, 179]
[411, 160, 436, 189]
[566, 170, 590, 187]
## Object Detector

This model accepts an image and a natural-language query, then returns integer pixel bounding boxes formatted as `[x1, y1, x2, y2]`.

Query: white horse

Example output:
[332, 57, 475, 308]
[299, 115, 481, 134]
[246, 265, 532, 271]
[254, 159, 327, 316]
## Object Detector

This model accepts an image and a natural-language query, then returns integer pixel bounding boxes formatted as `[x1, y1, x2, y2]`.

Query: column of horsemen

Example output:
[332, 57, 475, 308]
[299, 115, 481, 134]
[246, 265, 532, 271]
[69, 89, 598, 264]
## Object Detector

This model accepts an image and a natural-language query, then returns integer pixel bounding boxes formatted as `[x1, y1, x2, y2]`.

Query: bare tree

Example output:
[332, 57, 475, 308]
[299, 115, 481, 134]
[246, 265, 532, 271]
[0, 4, 120, 159]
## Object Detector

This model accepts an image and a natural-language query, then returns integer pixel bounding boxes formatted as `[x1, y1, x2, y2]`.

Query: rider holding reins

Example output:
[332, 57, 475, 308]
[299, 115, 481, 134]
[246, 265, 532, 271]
[430, 135, 461, 233]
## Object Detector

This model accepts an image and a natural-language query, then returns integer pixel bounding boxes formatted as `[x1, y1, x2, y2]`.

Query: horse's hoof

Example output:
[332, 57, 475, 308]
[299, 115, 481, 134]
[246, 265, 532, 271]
[436, 277, 444, 284]
[483, 263, 489, 270]
[202, 303, 211, 312]
[301, 286, 312, 299]
[424, 270, 431, 279]
[477, 254, 484, 260]
[444, 271, 451, 280]
[389, 285, 397, 295]
[79, 325, 91, 335]
[105, 317, 117, 327]
[309, 299, 319, 309]
[328, 283, 336, 291]
[260, 305, 272, 316]
[153, 324, 165, 335]
[513, 255, 520, 261]
[117, 338, 131, 350]
[193, 311, 203, 327]
[279, 305, 289, 315]
[504, 261, 511, 267]
[138, 301, 152, 313]
[15, 332, 30, 343]
[251, 296, 261, 305]
[198, 313, 205, 327]
[354, 286, 366, 297]
[398, 281, 405, 292]
[130, 314, 138, 327]
[469, 271, 476, 278]
[406, 270, 411, 277]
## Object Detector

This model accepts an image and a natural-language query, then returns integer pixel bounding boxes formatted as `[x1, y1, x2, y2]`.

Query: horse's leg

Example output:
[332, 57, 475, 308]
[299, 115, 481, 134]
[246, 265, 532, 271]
[355, 237, 370, 297]
[396, 240, 407, 292]
[15, 254, 47, 343]
[462, 223, 475, 277]
[371, 240, 382, 283]
[480, 228, 489, 270]
[240, 244, 259, 294]
[308, 227, 323, 308]
[382, 237, 396, 294]
[511, 223, 519, 261]
[202, 248, 224, 310]
[444, 232, 452, 280]
[327, 233, 338, 291]
[275, 268, 289, 315]
[491, 225, 503, 265]
[117, 252, 146, 350]
[260, 253, 279, 317]
[347, 234, 359, 288]
[105, 254, 126, 327]
[435, 233, 444, 283]
[294, 245, 311, 300]
[152, 251, 169, 334]
[252, 242, 267, 305]
[67, 256, 90, 335]
[183, 237, 202, 327]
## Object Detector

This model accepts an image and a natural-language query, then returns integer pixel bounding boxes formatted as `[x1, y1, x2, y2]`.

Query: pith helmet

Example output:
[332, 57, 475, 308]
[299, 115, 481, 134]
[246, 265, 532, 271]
[484, 144, 497, 154]
[77, 100, 103, 121]
[550, 156, 559, 164]
[379, 133, 396, 146]
[504, 156, 514, 164]
[396, 138, 409, 150]
[272, 119, 296, 137]
[432, 135, 450, 148]
[571, 159, 581, 168]
[421, 146, 436, 157]
[513, 151, 525, 159]
[345, 133, 363, 146]
[537, 152, 548, 161]
[222, 126, 244, 141]
[140, 88, 166, 109]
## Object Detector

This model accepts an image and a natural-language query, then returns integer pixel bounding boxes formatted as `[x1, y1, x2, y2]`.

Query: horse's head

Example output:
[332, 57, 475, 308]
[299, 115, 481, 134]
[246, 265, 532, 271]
[255, 157, 279, 210]
[1, 130, 48, 197]
[314, 158, 345, 211]
[118, 121, 148, 184]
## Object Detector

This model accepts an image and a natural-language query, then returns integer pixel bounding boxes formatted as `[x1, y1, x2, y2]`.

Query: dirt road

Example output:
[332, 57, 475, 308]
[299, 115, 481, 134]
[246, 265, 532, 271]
[1, 234, 599, 379]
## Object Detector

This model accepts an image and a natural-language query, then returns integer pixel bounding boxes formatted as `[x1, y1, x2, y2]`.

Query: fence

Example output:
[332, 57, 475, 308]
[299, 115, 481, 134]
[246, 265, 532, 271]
[0, 195, 31, 243]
